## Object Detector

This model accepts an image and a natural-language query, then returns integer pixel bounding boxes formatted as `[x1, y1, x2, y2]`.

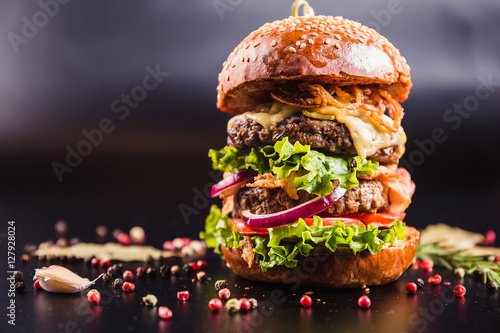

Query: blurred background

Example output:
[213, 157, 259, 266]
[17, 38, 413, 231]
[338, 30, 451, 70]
[0, 0, 499, 246]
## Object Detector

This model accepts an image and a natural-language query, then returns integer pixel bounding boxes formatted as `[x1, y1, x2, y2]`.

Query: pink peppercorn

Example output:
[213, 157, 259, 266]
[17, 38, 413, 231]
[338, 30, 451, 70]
[358, 295, 371, 308]
[196, 260, 208, 271]
[100, 259, 111, 267]
[177, 291, 189, 301]
[300, 295, 312, 307]
[158, 306, 173, 319]
[182, 238, 192, 247]
[218, 288, 231, 300]
[123, 270, 134, 281]
[163, 240, 174, 251]
[122, 282, 135, 292]
[189, 262, 198, 272]
[87, 290, 101, 304]
[117, 233, 131, 246]
[406, 282, 417, 293]
[453, 285, 466, 297]
[136, 266, 145, 278]
[208, 298, 222, 311]
[91, 257, 99, 266]
[413, 260, 421, 270]
[34, 280, 41, 290]
[485, 230, 496, 246]
[420, 260, 434, 271]
[428, 274, 442, 285]
[239, 298, 251, 311]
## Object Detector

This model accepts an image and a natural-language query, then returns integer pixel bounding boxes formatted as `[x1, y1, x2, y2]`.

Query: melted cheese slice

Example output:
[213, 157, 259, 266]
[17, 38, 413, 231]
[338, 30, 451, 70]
[228, 101, 406, 159]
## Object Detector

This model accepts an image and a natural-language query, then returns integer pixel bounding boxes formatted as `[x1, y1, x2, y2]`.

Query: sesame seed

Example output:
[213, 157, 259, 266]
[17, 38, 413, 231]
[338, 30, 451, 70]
[253, 42, 260, 47]
[241, 57, 245, 62]
[311, 32, 318, 37]
[301, 34, 307, 40]
[231, 64, 235, 68]
[358, 38, 364, 43]
[300, 43, 306, 48]
[271, 40, 277, 47]
[226, 75, 230, 81]
[334, 34, 342, 40]
[324, 39, 331, 44]
[324, 31, 331, 35]
[245, 44, 250, 49]
[279, 27, 286, 32]
[245, 56, 250, 62]
[296, 41, 301, 46]
[305, 25, 311, 30]
[334, 43, 340, 49]
[289, 46, 297, 53]
[308, 39, 314, 45]
[297, 28, 304, 31]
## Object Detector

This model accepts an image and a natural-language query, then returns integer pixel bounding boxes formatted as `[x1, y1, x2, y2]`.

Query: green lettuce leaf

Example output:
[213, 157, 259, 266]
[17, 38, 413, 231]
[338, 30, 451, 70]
[208, 138, 378, 196]
[201, 206, 407, 272]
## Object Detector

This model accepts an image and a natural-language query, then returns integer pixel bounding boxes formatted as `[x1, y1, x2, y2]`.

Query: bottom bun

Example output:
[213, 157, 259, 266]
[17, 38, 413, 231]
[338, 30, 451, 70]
[222, 226, 419, 289]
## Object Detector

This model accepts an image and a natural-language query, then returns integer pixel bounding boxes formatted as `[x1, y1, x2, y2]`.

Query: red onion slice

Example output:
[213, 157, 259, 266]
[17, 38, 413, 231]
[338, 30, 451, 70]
[242, 180, 347, 229]
[211, 170, 258, 198]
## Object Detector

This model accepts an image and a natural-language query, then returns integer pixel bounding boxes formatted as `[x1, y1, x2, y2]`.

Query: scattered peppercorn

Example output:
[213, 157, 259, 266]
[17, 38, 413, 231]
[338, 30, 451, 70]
[21, 254, 30, 263]
[196, 260, 207, 271]
[215, 280, 227, 291]
[117, 233, 131, 246]
[248, 298, 258, 310]
[158, 306, 173, 319]
[55, 220, 68, 235]
[142, 294, 158, 307]
[226, 298, 241, 313]
[159, 265, 170, 277]
[417, 278, 425, 288]
[112, 278, 124, 289]
[170, 265, 181, 276]
[484, 230, 496, 246]
[123, 270, 134, 281]
[239, 298, 251, 311]
[196, 271, 207, 283]
[358, 295, 371, 308]
[406, 282, 417, 293]
[13, 270, 23, 281]
[454, 267, 465, 278]
[182, 263, 194, 275]
[91, 257, 99, 266]
[428, 274, 442, 285]
[473, 268, 484, 280]
[102, 273, 113, 283]
[177, 291, 189, 301]
[96, 225, 108, 238]
[146, 267, 156, 277]
[15, 281, 25, 293]
[218, 288, 231, 300]
[163, 240, 174, 251]
[208, 298, 223, 311]
[453, 285, 466, 297]
[87, 289, 101, 304]
[115, 263, 124, 273]
[34, 280, 41, 290]
[136, 266, 146, 278]
[486, 281, 498, 293]
[420, 260, 434, 271]
[100, 259, 111, 268]
[122, 282, 135, 292]
[300, 295, 312, 307]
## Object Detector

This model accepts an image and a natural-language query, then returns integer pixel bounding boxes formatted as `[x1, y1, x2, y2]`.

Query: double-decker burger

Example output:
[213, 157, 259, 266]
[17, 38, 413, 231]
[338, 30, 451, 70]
[201, 1, 418, 288]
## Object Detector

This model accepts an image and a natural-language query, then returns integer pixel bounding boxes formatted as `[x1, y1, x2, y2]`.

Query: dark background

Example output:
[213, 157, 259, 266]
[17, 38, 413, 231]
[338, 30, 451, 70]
[0, 0, 499, 244]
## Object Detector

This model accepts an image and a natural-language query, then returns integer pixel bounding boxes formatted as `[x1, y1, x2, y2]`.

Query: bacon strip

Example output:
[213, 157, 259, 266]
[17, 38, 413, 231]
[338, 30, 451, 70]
[377, 166, 415, 214]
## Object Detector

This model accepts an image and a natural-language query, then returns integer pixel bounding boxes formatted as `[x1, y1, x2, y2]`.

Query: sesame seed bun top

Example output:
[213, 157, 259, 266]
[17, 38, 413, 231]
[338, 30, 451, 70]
[217, 15, 412, 114]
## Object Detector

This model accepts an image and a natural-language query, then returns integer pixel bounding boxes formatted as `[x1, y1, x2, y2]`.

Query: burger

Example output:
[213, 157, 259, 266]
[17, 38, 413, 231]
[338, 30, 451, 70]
[201, 2, 418, 288]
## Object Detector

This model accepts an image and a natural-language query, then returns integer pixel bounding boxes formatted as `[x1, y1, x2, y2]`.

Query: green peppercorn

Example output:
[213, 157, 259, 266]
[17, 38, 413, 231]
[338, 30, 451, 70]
[226, 298, 241, 313]
[215, 280, 227, 291]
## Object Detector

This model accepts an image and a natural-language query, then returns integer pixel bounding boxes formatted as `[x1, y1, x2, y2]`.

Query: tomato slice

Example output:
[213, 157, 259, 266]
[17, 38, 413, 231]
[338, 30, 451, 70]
[232, 218, 269, 235]
[232, 212, 404, 235]
[336, 212, 406, 227]
[303, 217, 364, 227]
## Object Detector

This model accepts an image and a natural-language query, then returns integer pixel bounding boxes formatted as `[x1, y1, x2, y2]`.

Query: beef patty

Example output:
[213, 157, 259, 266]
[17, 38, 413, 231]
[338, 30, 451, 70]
[233, 179, 388, 217]
[227, 113, 399, 165]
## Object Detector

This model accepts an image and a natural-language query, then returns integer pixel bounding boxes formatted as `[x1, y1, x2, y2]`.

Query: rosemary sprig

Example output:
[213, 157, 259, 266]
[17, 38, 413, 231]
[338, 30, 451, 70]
[416, 243, 500, 285]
